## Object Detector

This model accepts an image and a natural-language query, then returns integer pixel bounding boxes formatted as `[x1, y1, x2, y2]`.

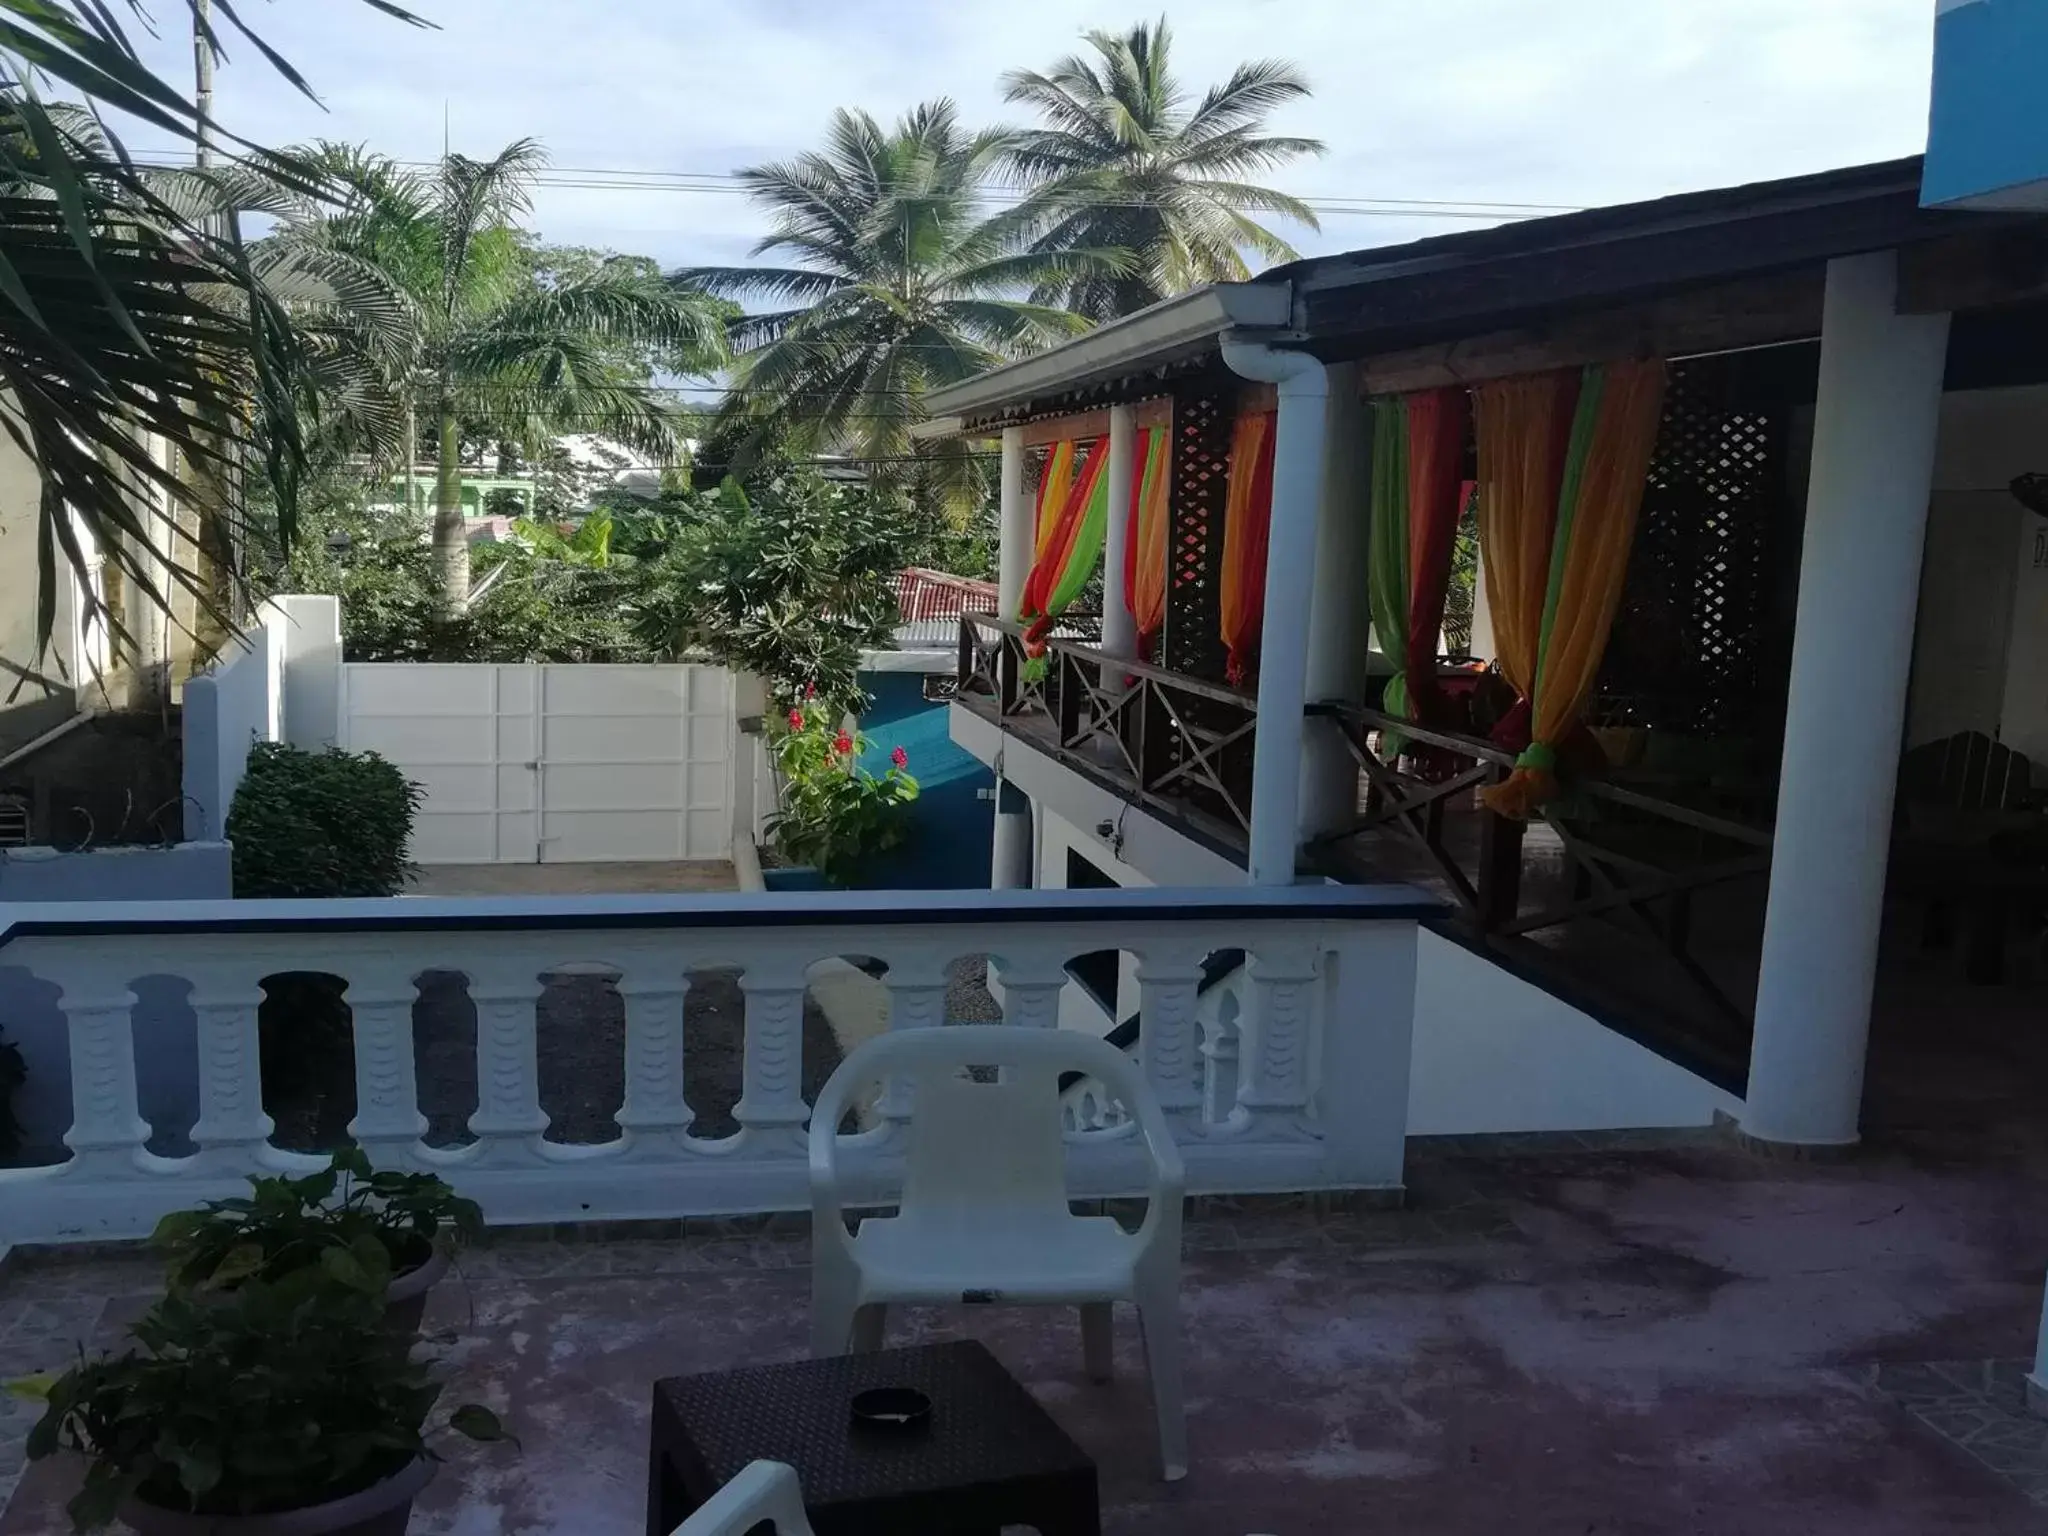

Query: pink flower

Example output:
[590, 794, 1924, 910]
[804, 682, 817, 699]
[891, 746, 908, 769]
[832, 730, 854, 756]
[787, 709, 804, 731]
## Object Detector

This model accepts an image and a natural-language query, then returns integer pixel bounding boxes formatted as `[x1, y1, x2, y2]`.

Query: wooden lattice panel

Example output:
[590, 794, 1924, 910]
[1594, 361, 1785, 739]
[1160, 380, 1233, 682]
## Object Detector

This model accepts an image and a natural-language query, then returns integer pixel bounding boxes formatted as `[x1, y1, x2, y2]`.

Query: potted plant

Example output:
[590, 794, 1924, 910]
[18, 1279, 509, 1534]
[765, 698, 919, 888]
[152, 1148, 483, 1334]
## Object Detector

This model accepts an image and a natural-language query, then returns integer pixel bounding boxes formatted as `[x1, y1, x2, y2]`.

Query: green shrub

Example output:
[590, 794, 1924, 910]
[227, 742, 422, 899]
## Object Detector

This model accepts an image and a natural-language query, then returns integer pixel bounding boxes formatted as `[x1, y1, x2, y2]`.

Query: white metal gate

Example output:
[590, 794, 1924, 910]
[338, 664, 735, 864]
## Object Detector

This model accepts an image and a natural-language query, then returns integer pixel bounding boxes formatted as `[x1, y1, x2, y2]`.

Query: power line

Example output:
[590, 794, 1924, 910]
[126, 149, 1582, 222]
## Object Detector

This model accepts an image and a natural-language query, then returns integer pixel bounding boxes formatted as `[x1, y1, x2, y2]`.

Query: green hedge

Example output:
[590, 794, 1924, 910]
[227, 742, 423, 899]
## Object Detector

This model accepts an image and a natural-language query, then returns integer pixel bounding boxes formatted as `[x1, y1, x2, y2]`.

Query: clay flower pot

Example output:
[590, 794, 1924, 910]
[120, 1457, 434, 1536]
[384, 1244, 451, 1335]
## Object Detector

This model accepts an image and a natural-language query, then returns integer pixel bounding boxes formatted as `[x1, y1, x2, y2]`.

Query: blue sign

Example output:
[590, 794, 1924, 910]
[1923, 0, 2048, 209]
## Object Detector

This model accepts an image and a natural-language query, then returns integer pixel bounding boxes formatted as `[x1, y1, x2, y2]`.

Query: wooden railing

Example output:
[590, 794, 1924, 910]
[959, 614, 1258, 838]
[1314, 703, 1774, 1032]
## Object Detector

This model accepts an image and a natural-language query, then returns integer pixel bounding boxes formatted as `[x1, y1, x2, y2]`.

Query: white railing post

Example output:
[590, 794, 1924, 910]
[466, 968, 550, 1161]
[1201, 989, 1243, 1125]
[56, 982, 151, 1175]
[617, 971, 695, 1154]
[991, 948, 1068, 1029]
[185, 964, 276, 1173]
[1135, 948, 1207, 1133]
[1313, 924, 1417, 1188]
[735, 960, 811, 1151]
[345, 970, 428, 1167]
[878, 960, 950, 1131]
[1228, 942, 1320, 1140]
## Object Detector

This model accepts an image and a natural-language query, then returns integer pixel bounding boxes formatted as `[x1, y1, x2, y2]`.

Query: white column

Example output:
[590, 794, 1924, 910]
[1222, 342, 1331, 886]
[990, 779, 1034, 890]
[1100, 405, 1139, 659]
[1741, 250, 1950, 1148]
[1300, 361, 1371, 838]
[996, 426, 1029, 619]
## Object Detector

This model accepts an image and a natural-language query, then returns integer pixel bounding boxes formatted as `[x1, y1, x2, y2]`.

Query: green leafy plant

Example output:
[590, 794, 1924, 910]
[767, 698, 919, 885]
[227, 741, 422, 899]
[630, 473, 908, 715]
[153, 1148, 483, 1296]
[17, 1279, 508, 1531]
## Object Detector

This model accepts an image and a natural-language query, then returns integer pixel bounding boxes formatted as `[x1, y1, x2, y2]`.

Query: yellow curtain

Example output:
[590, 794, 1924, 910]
[1032, 440, 1078, 567]
[1471, 371, 1577, 702]
[1129, 426, 1172, 646]
[1217, 408, 1277, 684]
[1478, 359, 1668, 818]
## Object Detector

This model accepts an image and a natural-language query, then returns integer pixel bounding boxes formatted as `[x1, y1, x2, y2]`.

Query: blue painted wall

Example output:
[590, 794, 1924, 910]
[1923, 0, 2048, 208]
[854, 670, 993, 889]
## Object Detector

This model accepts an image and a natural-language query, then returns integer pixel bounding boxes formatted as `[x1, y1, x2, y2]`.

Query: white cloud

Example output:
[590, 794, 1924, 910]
[134, 0, 1936, 267]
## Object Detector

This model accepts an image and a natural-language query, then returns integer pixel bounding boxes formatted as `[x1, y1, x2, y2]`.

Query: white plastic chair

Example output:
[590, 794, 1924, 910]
[667, 1460, 815, 1535]
[809, 1024, 1189, 1481]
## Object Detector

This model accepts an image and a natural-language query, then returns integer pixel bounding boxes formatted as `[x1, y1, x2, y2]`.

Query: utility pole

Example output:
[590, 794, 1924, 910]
[194, 0, 215, 170]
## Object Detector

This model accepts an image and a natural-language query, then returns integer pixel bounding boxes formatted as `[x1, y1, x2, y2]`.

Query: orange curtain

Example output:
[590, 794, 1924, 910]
[1123, 426, 1171, 652]
[1477, 360, 1668, 817]
[1471, 371, 1578, 703]
[1217, 408, 1278, 685]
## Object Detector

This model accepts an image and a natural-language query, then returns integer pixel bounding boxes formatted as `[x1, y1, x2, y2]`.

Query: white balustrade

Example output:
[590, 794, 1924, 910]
[466, 968, 551, 1163]
[0, 885, 1432, 1244]
[184, 964, 276, 1174]
[345, 970, 429, 1166]
[615, 973, 695, 1156]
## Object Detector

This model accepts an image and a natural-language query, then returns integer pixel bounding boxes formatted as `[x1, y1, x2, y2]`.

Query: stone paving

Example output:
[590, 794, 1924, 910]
[1875, 1359, 2048, 1507]
[5, 1131, 2046, 1534]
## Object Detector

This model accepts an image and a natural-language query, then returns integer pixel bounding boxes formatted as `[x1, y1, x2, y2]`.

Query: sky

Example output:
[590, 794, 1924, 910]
[130, 0, 1938, 271]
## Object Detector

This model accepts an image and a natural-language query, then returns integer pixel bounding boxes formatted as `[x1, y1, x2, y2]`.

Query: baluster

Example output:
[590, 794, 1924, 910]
[345, 968, 428, 1168]
[466, 967, 550, 1162]
[877, 960, 949, 1130]
[991, 947, 1068, 1029]
[735, 960, 811, 1151]
[617, 971, 694, 1154]
[1135, 948, 1206, 1133]
[1230, 943, 1320, 1140]
[55, 980, 150, 1176]
[1200, 989, 1242, 1126]
[185, 963, 275, 1173]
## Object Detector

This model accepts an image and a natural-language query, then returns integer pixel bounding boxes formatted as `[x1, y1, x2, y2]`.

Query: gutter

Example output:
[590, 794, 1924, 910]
[924, 282, 1296, 422]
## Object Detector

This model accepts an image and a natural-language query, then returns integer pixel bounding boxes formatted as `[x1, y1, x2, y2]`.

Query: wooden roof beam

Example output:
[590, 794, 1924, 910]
[1353, 269, 1826, 396]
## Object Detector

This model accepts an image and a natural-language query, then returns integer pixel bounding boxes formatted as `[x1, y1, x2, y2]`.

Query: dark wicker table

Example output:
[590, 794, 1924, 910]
[646, 1340, 1100, 1535]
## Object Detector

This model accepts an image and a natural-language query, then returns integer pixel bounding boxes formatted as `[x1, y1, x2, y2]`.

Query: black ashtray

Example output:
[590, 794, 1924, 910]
[850, 1387, 932, 1431]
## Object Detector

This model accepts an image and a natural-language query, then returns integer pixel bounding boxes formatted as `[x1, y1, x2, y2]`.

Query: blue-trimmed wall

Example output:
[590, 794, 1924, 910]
[854, 670, 993, 889]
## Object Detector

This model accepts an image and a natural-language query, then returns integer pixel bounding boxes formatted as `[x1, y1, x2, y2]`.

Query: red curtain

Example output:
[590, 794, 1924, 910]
[1402, 388, 1471, 725]
[1218, 409, 1279, 686]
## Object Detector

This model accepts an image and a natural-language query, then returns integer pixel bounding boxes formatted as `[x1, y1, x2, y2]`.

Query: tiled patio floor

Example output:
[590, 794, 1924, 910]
[4, 1122, 2046, 1536]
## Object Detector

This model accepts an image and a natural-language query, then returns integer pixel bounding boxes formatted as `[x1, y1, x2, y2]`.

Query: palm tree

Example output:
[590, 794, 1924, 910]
[273, 141, 729, 616]
[677, 101, 1114, 506]
[0, 0, 425, 652]
[1001, 18, 1324, 321]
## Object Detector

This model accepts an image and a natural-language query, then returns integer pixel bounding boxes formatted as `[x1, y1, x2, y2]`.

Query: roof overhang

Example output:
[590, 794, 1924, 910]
[923, 282, 1294, 426]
